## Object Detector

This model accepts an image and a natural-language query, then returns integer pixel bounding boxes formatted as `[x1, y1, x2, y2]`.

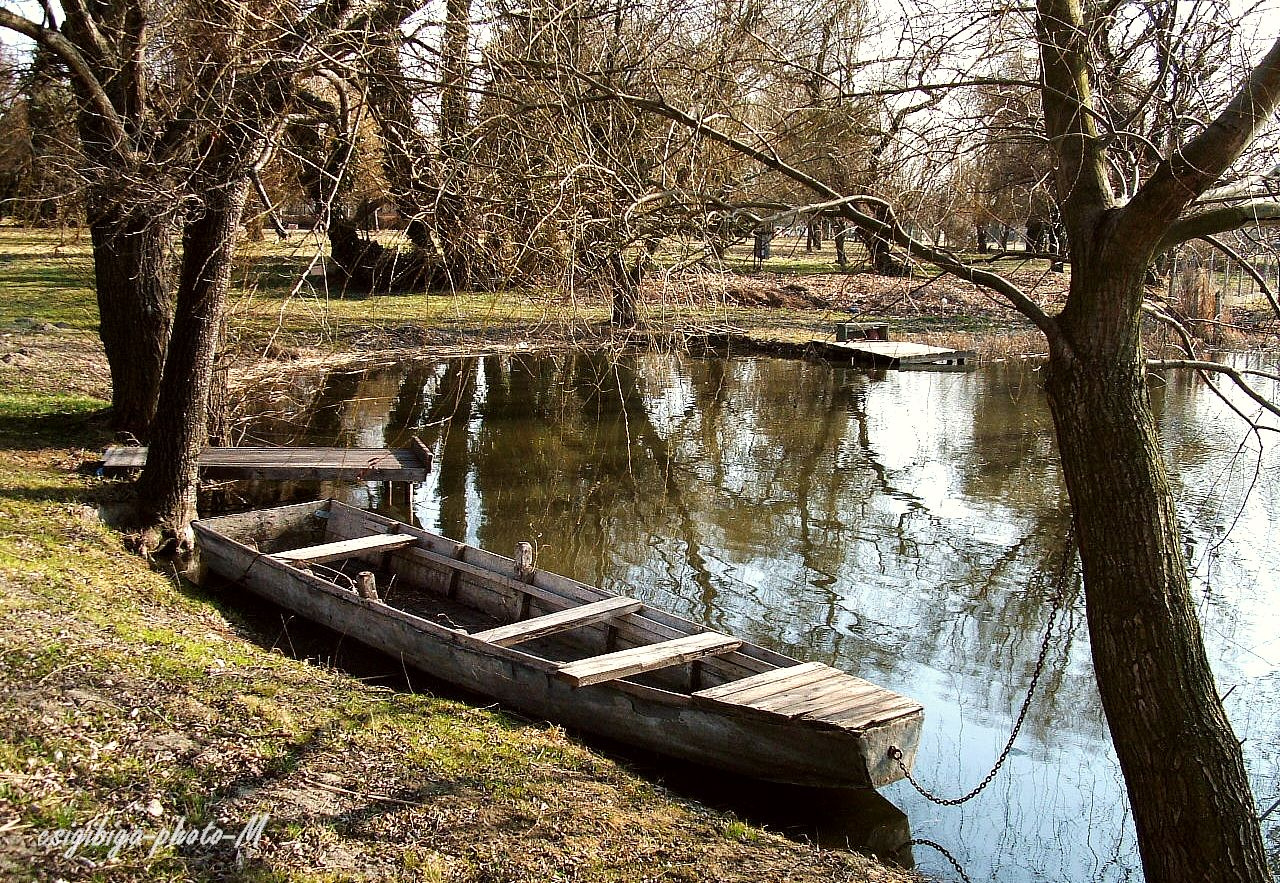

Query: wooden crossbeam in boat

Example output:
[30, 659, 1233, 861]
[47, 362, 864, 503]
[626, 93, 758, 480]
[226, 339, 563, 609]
[272, 533, 418, 564]
[557, 632, 741, 688]
[471, 597, 643, 647]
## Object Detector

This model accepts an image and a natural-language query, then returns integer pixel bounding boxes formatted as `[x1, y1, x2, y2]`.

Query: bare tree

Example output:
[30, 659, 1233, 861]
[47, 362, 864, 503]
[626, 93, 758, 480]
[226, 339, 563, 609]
[0, 0, 421, 541]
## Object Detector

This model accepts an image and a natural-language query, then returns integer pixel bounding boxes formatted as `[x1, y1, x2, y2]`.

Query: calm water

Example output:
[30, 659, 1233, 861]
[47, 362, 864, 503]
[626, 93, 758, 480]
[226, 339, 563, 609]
[238, 351, 1280, 882]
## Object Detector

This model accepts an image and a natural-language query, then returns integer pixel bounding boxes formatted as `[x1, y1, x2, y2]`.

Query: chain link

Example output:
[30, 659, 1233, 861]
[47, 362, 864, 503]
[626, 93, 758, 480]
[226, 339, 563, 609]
[899, 838, 974, 883]
[888, 526, 1077, 807]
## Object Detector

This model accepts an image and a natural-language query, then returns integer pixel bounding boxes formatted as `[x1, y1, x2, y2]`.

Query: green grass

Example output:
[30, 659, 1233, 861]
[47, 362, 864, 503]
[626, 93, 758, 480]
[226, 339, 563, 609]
[0, 229, 98, 330]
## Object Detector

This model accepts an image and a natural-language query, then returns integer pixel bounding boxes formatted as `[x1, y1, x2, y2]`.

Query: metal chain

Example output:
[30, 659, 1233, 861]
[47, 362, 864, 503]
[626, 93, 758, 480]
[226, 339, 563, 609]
[899, 838, 974, 883]
[888, 526, 1077, 807]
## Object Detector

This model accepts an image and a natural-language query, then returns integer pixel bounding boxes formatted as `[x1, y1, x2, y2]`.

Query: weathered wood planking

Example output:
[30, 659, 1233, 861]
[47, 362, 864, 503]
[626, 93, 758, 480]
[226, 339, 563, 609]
[272, 532, 418, 564]
[817, 339, 976, 368]
[324, 506, 786, 687]
[696, 661, 923, 737]
[101, 445, 432, 482]
[557, 633, 742, 687]
[473, 597, 643, 647]
[694, 662, 834, 703]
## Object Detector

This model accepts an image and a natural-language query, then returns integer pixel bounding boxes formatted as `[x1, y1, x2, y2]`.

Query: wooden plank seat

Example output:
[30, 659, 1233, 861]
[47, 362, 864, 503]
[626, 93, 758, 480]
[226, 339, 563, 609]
[557, 632, 741, 688]
[472, 596, 643, 647]
[271, 533, 418, 565]
[695, 662, 923, 730]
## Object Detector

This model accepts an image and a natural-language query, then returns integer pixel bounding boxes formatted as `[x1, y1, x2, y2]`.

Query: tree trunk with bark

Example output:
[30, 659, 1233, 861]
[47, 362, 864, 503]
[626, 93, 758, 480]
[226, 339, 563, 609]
[608, 252, 641, 328]
[136, 178, 250, 540]
[856, 201, 911, 276]
[1044, 255, 1270, 882]
[1031, 2, 1279, 873]
[436, 0, 474, 289]
[88, 203, 173, 441]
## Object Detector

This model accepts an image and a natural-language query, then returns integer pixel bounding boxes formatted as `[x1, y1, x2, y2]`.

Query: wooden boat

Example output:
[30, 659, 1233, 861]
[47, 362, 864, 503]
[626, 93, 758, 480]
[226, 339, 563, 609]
[192, 500, 923, 788]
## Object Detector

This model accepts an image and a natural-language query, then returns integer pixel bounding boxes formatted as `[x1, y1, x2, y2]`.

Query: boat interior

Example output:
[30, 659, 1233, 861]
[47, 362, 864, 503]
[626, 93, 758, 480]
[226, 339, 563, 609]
[200, 499, 923, 732]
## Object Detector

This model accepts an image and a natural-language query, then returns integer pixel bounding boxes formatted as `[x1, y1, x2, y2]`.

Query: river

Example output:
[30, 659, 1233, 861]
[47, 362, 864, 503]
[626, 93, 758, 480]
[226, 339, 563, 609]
[239, 350, 1280, 882]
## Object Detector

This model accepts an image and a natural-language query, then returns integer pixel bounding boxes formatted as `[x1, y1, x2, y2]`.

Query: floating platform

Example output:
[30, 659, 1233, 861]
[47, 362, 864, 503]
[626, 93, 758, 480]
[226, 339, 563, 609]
[817, 339, 976, 370]
[101, 440, 432, 482]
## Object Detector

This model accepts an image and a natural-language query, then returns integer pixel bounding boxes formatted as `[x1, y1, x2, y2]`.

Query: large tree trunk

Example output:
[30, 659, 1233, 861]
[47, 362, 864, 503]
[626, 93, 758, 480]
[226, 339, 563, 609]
[89, 205, 173, 440]
[1044, 262, 1270, 883]
[855, 202, 911, 276]
[136, 178, 250, 540]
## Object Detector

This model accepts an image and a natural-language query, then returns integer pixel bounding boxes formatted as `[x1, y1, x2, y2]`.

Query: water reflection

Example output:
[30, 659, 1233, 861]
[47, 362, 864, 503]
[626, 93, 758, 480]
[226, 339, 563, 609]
[233, 351, 1280, 883]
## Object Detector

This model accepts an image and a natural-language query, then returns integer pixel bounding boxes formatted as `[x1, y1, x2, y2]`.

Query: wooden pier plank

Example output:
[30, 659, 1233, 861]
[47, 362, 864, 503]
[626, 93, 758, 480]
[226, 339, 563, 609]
[272, 533, 419, 564]
[817, 340, 976, 368]
[102, 444, 432, 482]
[472, 597, 643, 647]
[557, 633, 741, 687]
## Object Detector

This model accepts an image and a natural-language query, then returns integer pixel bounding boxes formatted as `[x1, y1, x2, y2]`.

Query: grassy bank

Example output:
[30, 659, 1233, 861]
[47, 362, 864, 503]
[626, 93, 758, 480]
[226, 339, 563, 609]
[0, 229, 919, 880]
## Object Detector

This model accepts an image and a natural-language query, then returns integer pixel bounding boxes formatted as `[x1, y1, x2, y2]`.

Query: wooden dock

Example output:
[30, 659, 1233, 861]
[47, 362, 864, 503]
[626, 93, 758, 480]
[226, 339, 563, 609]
[816, 332, 976, 369]
[101, 440, 433, 482]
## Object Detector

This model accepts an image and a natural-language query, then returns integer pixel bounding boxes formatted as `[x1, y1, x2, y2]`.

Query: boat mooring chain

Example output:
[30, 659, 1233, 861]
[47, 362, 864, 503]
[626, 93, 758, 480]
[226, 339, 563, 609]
[888, 526, 1078, 807]
[897, 837, 974, 883]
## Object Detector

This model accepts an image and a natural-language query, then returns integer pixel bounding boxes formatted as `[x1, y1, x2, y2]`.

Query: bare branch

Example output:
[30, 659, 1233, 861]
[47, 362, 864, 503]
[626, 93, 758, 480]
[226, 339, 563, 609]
[1036, 0, 1115, 217]
[569, 68, 1056, 333]
[0, 9, 131, 158]
[1156, 201, 1280, 253]
[57, 0, 113, 67]
[1126, 35, 1280, 228]
[1197, 234, 1280, 321]
[1142, 300, 1279, 430]
[1147, 359, 1280, 423]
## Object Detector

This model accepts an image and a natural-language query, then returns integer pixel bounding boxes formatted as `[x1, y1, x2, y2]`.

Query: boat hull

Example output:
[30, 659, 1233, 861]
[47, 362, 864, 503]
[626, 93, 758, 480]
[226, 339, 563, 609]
[193, 501, 920, 788]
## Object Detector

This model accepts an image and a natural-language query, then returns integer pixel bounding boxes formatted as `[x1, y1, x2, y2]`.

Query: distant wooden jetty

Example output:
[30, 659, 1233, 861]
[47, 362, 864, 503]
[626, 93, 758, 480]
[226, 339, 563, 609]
[820, 323, 976, 369]
[102, 440, 433, 483]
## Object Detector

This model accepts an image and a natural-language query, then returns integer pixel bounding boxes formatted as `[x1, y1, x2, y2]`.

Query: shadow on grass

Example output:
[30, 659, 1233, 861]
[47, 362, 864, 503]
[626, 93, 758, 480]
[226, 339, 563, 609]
[0, 264, 93, 289]
[0, 399, 112, 451]
[0, 484, 98, 508]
